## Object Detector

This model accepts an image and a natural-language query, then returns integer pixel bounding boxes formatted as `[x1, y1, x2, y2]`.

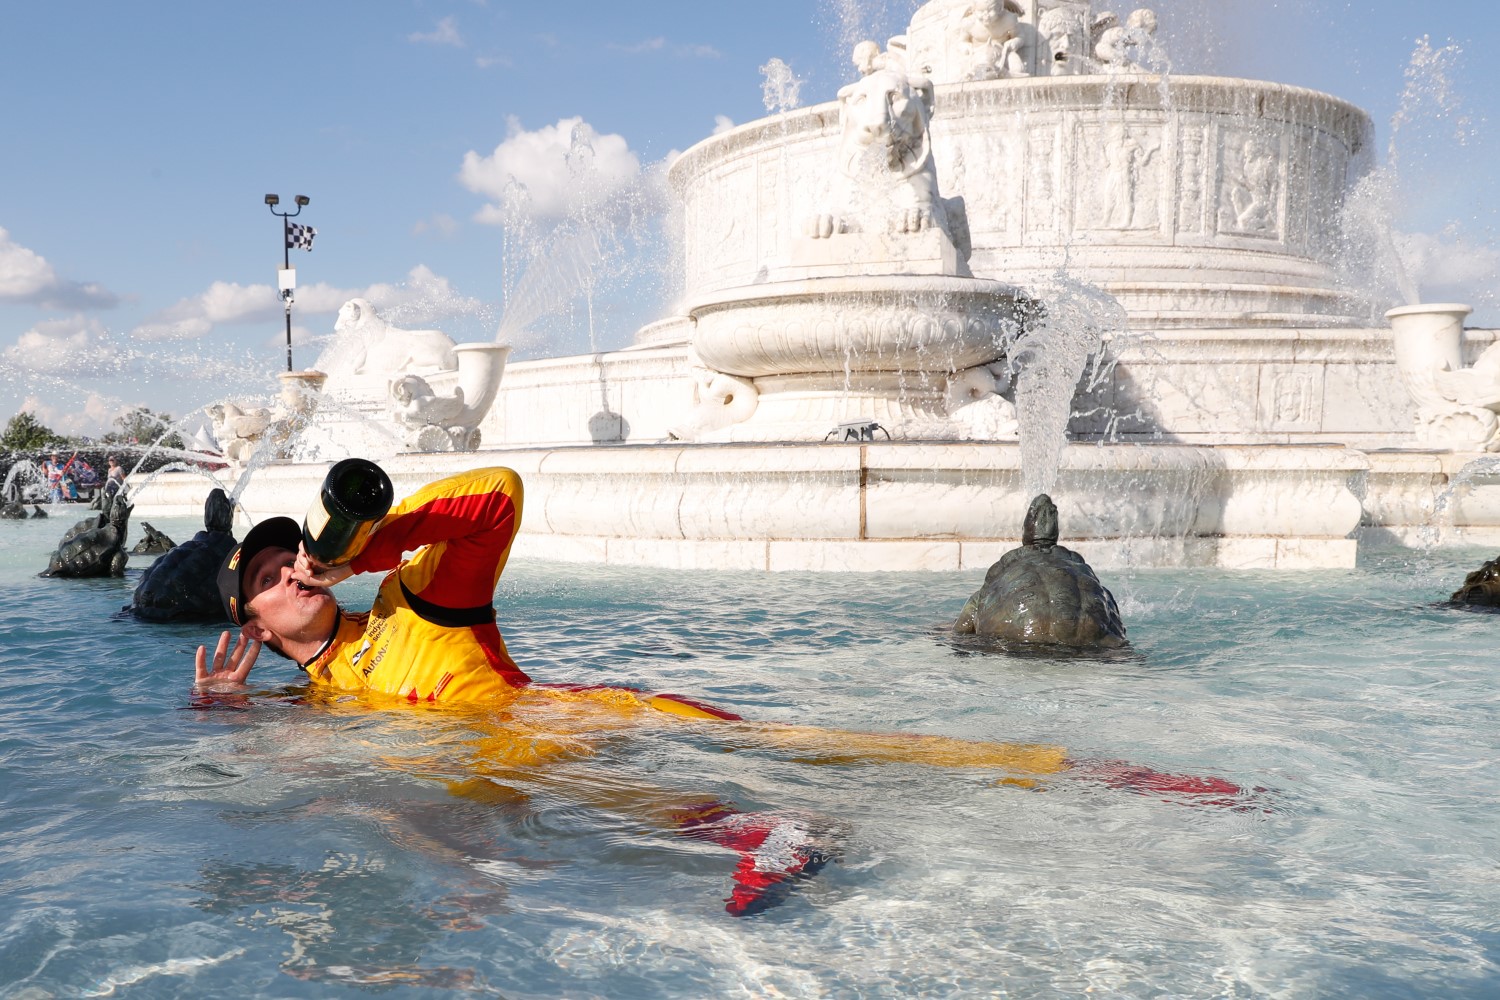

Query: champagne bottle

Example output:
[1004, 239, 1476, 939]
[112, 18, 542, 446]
[301, 458, 394, 566]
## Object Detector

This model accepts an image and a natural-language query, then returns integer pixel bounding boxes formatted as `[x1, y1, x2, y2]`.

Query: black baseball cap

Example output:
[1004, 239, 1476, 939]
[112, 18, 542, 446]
[217, 517, 302, 625]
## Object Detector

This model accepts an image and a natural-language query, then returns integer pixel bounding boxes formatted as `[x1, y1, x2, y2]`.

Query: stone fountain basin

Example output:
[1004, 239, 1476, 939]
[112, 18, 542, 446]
[131, 442, 1369, 570]
[687, 275, 1029, 379]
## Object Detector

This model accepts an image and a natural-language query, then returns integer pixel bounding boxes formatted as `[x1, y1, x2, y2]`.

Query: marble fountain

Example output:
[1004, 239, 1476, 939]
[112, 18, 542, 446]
[132, 0, 1497, 573]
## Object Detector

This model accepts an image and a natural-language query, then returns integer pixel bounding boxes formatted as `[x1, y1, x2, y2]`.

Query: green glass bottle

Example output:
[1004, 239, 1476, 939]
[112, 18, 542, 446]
[301, 458, 394, 566]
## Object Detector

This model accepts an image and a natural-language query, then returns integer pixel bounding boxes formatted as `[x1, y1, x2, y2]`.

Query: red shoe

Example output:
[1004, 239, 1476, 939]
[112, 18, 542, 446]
[676, 804, 834, 916]
[1071, 758, 1268, 809]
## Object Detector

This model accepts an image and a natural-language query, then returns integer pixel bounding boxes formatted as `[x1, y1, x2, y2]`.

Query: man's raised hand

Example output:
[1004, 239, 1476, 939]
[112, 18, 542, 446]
[194, 629, 261, 692]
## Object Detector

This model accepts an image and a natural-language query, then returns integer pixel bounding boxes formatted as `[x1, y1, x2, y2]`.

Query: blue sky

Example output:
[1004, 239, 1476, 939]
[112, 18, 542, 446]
[0, 0, 1494, 438]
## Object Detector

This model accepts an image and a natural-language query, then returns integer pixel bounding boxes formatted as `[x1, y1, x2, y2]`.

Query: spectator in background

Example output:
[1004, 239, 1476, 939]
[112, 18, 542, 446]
[42, 452, 65, 504]
[104, 456, 126, 499]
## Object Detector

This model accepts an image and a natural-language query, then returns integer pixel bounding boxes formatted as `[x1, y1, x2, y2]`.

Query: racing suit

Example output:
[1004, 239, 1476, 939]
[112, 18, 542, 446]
[296, 466, 737, 721]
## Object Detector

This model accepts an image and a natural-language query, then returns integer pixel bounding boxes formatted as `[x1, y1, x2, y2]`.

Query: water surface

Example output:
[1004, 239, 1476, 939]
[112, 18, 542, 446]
[1, 513, 1496, 998]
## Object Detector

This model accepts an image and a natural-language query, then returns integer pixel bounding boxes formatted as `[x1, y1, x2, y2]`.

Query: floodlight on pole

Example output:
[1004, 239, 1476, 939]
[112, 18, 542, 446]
[265, 193, 311, 372]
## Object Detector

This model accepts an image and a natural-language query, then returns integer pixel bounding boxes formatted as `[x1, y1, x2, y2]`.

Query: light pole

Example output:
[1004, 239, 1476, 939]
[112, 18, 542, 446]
[265, 193, 311, 372]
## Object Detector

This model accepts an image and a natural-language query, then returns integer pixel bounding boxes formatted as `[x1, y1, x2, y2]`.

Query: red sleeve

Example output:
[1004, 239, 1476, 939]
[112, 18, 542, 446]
[348, 467, 523, 610]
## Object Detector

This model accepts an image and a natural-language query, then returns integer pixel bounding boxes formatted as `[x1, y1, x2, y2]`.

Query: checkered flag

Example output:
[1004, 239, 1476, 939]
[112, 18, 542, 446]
[286, 222, 317, 251]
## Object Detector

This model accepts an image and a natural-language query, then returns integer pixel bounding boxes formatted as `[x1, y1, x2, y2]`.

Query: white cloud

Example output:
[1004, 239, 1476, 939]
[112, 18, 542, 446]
[410, 16, 464, 47]
[614, 37, 666, 53]
[608, 38, 721, 58]
[1396, 229, 1500, 295]
[460, 116, 643, 222]
[712, 114, 736, 135]
[129, 267, 483, 343]
[19, 393, 125, 439]
[0, 228, 53, 298]
[3, 316, 127, 374]
[413, 213, 460, 238]
[352, 265, 488, 327]
[200, 281, 282, 324]
[0, 227, 116, 309]
[131, 282, 283, 342]
[263, 322, 320, 350]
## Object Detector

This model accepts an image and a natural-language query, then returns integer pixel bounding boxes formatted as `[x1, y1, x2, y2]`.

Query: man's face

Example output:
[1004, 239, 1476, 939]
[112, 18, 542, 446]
[243, 546, 336, 642]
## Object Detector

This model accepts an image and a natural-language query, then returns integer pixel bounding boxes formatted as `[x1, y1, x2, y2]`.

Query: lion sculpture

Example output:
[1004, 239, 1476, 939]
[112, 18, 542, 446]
[205, 402, 274, 468]
[809, 58, 947, 239]
[327, 298, 458, 380]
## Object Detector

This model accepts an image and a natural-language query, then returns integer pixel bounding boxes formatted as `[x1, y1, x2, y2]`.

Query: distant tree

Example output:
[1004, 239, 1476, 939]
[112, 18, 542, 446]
[0, 411, 66, 452]
[103, 406, 185, 451]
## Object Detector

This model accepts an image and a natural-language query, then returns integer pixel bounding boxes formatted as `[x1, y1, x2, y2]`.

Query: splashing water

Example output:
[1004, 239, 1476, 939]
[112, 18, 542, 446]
[491, 124, 671, 357]
[816, 0, 917, 82]
[1008, 275, 1127, 498]
[760, 58, 804, 114]
[495, 227, 607, 351]
[1336, 36, 1473, 312]
[1388, 36, 1474, 158]
[1, 460, 44, 504]
[820, 0, 873, 79]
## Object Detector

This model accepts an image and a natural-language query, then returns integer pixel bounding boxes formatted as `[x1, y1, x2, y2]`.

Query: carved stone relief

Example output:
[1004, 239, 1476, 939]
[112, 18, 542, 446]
[1080, 123, 1163, 231]
[760, 157, 782, 261]
[1176, 126, 1207, 235]
[1024, 124, 1061, 234]
[1260, 368, 1321, 430]
[1218, 131, 1283, 238]
[701, 169, 755, 280]
[946, 131, 1015, 234]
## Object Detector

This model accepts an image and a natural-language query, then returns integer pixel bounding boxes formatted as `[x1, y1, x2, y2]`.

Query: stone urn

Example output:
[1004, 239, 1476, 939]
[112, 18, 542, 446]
[277, 369, 329, 415]
[1386, 303, 1488, 449]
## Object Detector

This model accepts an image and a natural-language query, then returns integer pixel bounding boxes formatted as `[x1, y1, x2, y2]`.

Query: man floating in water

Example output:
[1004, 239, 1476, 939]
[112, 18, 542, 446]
[196, 465, 1255, 915]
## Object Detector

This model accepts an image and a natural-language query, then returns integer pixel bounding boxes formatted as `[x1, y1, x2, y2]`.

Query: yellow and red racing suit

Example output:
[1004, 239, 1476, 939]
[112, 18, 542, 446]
[296, 467, 739, 722]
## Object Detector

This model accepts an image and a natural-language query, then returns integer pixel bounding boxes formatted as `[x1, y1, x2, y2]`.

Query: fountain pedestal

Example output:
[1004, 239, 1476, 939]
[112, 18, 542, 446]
[684, 275, 1027, 441]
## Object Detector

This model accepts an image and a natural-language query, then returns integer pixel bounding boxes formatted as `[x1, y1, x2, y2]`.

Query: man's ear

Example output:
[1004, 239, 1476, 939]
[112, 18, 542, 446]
[242, 620, 272, 644]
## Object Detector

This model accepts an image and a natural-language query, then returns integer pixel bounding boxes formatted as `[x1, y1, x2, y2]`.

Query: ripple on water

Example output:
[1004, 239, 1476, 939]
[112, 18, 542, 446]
[1, 551, 1499, 996]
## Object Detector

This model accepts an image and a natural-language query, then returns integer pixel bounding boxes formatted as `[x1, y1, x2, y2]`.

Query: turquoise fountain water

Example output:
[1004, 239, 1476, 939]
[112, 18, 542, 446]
[2, 512, 1497, 996]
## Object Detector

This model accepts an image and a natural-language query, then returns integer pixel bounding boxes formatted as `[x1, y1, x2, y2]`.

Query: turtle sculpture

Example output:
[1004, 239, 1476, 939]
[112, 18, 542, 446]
[129, 489, 238, 622]
[40, 491, 133, 578]
[1450, 556, 1500, 606]
[953, 493, 1127, 648]
[131, 522, 177, 555]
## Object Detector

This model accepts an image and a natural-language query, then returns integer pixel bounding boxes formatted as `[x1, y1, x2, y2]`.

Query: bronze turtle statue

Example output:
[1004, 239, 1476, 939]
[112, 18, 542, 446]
[130, 489, 237, 622]
[0, 500, 43, 518]
[953, 493, 1127, 648]
[40, 491, 133, 578]
[131, 522, 177, 555]
[1450, 556, 1500, 606]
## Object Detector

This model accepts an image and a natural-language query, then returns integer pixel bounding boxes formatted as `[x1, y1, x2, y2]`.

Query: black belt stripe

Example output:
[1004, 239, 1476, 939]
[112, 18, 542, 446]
[400, 578, 496, 628]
